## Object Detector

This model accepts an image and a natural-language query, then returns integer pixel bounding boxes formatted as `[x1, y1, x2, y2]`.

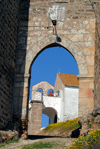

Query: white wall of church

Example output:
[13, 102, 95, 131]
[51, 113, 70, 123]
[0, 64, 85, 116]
[63, 87, 79, 121]
[42, 96, 62, 122]
[30, 86, 79, 125]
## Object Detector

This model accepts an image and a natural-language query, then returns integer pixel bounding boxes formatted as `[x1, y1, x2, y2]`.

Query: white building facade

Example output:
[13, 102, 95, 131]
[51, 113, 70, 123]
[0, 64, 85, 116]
[29, 73, 79, 126]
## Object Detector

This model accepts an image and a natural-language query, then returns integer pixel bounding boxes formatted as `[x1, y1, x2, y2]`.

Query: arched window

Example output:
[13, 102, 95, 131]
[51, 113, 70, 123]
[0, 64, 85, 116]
[37, 88, 43, 95]
[48, 89, 54, 96]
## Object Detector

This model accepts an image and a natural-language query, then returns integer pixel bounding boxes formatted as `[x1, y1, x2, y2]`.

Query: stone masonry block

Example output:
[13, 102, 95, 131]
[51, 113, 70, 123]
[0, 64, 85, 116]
[79, 89, 92, 98]
[79, 82, 89, 89]
[86, 56, 94, 66]
[88, 66, 94, 75]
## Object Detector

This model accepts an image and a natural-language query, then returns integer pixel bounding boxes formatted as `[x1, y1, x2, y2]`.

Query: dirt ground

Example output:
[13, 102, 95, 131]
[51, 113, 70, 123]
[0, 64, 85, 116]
[1, 137, 75, 149]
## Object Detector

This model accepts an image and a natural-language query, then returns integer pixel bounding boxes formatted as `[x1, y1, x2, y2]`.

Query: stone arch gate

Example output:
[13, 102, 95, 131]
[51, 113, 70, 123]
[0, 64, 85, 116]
[13, 37, 94, 132]
[13, 0, 95, 132]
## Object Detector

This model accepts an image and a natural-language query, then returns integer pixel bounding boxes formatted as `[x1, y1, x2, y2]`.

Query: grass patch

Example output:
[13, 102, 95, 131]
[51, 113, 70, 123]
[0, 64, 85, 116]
[67, 129, 100, 149]
[0, 138, 19, 148]
[22, 141, 58, 149]
[44, 118, 79, 132]
[92, 117, 95, 122]
[88, 123, 92, 128]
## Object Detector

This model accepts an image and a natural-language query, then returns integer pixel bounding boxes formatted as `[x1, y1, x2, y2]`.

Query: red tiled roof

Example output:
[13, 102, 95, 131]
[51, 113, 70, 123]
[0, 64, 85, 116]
[58, 73, 79, 87]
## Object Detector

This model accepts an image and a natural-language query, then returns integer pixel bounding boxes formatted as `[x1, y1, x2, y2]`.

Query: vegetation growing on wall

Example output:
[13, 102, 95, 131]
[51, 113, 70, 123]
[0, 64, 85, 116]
[44, 118, 79, 132]
[68, 129, 100, 149]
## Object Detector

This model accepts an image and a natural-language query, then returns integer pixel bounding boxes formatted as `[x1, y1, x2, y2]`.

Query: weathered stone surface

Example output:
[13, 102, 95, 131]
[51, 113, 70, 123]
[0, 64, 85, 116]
[79, 82, 89, 89]
[79, 108, 100, 136]
[95, 115, 100, 124]
[94, 3, 100, 108]
[12, 0, 96, 127]
[47, 5, 66, 21]
[21, 131, 28, 140]
[92, 108, 100, 117]
[0, 130, 19, 142]
[1, 0, 100, 136]
[0, 134, 2, 143]
[28, 101, 42, 135]
[0, 0, 20, 129]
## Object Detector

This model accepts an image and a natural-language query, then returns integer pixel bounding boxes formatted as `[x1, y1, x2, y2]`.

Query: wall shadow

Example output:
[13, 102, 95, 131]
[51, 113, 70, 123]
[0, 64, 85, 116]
[13, 0, 30, 133]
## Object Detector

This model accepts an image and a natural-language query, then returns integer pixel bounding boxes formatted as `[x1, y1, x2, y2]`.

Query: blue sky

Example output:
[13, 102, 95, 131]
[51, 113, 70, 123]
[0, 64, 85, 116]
[29, 46, 79, 127]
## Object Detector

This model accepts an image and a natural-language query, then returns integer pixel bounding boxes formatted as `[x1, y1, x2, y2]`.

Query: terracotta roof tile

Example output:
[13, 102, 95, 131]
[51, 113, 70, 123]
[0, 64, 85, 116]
[58, 73, 79, 87]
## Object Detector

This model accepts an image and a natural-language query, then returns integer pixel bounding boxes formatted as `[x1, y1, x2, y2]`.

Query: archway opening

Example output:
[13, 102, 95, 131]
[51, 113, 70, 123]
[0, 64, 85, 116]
[42, 107, 57, 128]
[29, 45, 79, 100]
[41, 114, 49, 128]
[28, 45, 79, 133]
[48, 89, 54, 96]
[37, 88, 43, 95]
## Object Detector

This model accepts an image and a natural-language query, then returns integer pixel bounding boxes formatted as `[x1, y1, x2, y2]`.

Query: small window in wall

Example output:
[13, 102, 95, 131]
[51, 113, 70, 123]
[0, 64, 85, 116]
[37, 88, 43, 95]
[41, 114, 49, 128]
[48, 89, 54, 96]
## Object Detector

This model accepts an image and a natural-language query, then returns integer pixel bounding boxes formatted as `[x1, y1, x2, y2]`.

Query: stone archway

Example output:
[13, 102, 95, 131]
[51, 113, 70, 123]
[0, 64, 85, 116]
[11, 0, 95, 134]
[42, 107, 57, 124]
[13, 36, 94, 133]
[24, 36, 88, 75]
[25, 36, 94, 117]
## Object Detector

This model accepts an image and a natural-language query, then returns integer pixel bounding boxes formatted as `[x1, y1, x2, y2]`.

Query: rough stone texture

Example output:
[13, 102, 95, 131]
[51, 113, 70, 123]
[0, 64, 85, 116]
[13, 0, 96, 124]
[78, 108, 100, 136]
[0, 130, 19, 143]
[94, 3, 100, 108]
[0, 133, 2, 143]
[1, 0, 100, 134]
[78, 76, 94, 115]
[21, 131, 28, 140]
[13, 0, 30, 126]
[0, 0, 19, 129]
[28, 101, 42, 135]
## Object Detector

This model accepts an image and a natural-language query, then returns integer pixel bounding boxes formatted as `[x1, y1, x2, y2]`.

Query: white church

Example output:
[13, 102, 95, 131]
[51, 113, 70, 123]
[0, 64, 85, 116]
[29, 73, 79, 125]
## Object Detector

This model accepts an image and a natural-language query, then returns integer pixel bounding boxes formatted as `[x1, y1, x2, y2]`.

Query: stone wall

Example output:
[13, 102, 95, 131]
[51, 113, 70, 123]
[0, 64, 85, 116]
[94, 3, 100, 108]
[0, 0, 100, 134]
[13, 0, 30, 121]
[13, 0, 96, 123]
[28, 101, 42, 135]
[0, 0, 19, 129]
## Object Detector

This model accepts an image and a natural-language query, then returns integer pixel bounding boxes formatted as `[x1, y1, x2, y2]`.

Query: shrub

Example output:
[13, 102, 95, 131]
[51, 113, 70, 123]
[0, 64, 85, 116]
[68, 129, 100, 149]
